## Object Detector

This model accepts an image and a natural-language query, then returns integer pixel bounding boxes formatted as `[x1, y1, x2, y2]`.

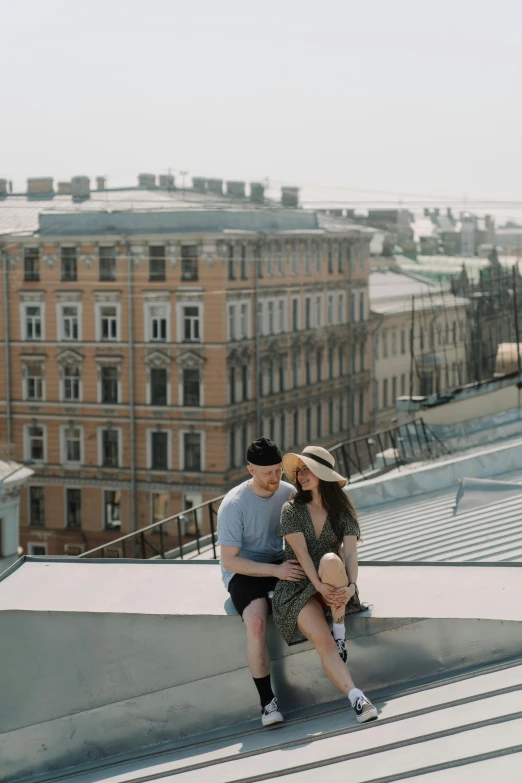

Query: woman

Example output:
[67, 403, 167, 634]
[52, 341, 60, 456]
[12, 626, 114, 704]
[272, 445, 378, 723]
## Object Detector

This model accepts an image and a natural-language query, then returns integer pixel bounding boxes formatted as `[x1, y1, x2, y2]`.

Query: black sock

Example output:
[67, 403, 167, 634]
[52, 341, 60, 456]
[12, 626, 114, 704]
[253, 675, 274, 708]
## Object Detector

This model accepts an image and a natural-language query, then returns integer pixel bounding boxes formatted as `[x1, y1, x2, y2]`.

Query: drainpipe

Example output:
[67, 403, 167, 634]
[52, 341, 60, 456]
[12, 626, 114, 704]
[125, 238, 137, 532]
[1, 247, 12, 446]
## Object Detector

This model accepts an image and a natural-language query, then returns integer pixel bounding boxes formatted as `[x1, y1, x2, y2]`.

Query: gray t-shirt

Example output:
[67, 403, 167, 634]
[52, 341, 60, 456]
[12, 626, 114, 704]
[218, 480, 295, 587]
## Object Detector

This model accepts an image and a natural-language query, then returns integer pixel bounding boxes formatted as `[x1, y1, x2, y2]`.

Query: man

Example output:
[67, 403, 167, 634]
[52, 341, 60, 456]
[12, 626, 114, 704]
[218, 437, 305, 727]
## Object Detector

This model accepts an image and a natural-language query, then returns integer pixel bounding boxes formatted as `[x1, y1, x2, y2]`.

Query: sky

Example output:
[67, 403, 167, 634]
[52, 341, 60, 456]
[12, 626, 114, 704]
[2, 0, 521, 213]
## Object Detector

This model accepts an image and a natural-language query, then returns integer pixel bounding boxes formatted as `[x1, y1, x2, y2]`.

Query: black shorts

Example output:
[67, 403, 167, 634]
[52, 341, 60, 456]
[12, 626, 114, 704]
[228, 562, 282, 617]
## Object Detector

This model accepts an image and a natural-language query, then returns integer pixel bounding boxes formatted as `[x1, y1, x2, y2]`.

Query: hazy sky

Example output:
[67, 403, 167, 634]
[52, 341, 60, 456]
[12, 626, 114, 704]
[2, 0, 521, 205]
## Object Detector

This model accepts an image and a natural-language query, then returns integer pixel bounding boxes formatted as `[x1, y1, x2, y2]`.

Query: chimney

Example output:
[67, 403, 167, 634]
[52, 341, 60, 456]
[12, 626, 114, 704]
[138, 173, 156, 188]
[207, 178, 223, 195]
[159, 174, 175, 189]
[71, 176, 90, 199]
[281, 186, 299, 208]
[227, 180, 246, 197]
[250, 182, 265, 203]
[0, 179, 7, 197]
[27, 177, 54, 197]
[96, 176, 106, 191]
[192, 177, 206, 193]
[57, 182, 72, 195]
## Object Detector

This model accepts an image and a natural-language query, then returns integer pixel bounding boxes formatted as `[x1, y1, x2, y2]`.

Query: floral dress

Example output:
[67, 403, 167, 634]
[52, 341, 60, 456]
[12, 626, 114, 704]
[272, 499, 359, 646]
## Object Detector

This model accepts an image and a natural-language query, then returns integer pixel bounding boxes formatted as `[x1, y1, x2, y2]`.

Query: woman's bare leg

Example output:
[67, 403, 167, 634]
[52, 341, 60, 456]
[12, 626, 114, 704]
[297, 596, 356, 695]
[318, 552, 348, 624]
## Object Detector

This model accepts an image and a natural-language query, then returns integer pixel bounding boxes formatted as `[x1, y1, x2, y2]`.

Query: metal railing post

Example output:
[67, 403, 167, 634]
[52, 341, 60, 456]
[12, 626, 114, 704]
[159, 524, 165, 559]
[177, 517, 184, 559]
[209, 502, 217, 560]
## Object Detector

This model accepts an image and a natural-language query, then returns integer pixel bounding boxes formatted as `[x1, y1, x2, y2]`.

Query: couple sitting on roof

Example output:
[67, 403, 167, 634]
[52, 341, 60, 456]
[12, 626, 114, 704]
[217, 436, 378, 727]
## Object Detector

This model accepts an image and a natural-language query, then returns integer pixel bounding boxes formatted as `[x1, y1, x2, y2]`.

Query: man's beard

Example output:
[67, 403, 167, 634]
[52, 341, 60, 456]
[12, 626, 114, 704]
[258, 477, 280, 493]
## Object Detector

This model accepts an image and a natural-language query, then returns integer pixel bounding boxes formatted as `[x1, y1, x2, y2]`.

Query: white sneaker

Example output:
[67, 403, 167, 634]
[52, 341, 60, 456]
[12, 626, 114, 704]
[261, 697, 284, 727]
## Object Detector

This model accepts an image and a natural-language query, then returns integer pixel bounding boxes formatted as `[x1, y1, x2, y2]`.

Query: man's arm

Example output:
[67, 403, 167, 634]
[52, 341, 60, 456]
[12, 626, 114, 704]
[221, 545, 305, 581]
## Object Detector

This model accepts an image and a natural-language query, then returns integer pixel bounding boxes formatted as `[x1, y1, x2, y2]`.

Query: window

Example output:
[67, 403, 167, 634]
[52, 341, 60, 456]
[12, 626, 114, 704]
[183, 432, 201, 471]
[229, 366, 236, 404]
[329, 400, 334, 434]
[269, 416, 275, 441]
[102, 429, 119, 467]
[101, 367, 119, 404]
[306, 407, 312, 440]
[61, 305, 80, 340]
[400, 373, 406, 396]
[315, 244, 322, 274]
[268, 360, 275, 395]
[360, 341, 365, 371]
[240, 245, 247, 279]
[228, 245, 236, 280]
[339, 345, 345, 376]
[239, 303, 248, 339]
[338, 245, 344, 274]
[338, 292, 345, 324]
[280, 413, 286, 450]
[279, 359, 285, 392]
[29, 486, 45, 527]
[292, 353, 300, 388]
[182, 368, 200, 406]
[64, 365, 80, 401]
[350, 292, 357, 323]
[149, 305, 167, 341]
[104, 490, 121, 530]
[227, 303, 236, 341]
[452, 321, 457, 344]
[339, 396, 345, 430]
[100, 305, 118, 341]
[291, 243, 298, 276]
[305, 356, 311, 385]
[315, 295, 322, 328]
[242, 364, 248, 400]
[293, 410, 299, 446]
[278, 298, 285, 333]
[150, 368, 167, 406]
[181, 245, 198, 281]
[24, 305, 42, 340]
[26, 364, 44, 400]
[64, 426, 82, 464]
[61, 247, 77, 281]
[28, 424, 44, 462]
[392, 376, 397, 405]
[182, 306, 200, 342]
[328, 346, 334, 378]
[305, 246, 311, 276]
[24, 247, 40, 281]
[28, 543, 47, 556]
[292, 298, 299, 331]
[328, 244, 333, 274]
[328, 293, 335, 325]
[255, 245, 263, 278]
[359, 290, 365, 321]
[420, 327, 425, 352]
[317, 404, 322, 438]
[151, 431, 169, 470]
[358, 392, 364, 425]
[66, 489, 82, 529]
[383, 378, 389, 408]
[305, 296, 312, 329]
[267, 300, 275, 334]
[400, 329, 406, 355]
[99, 247, 116, 281]
[149, 246, 166, 281]
[316, 349, 323, 383]
[382, 329, 388, 358]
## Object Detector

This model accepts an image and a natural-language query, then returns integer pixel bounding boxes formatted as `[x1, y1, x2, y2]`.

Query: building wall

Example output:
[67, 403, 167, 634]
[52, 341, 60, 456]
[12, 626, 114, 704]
[1, 231, 372, 556]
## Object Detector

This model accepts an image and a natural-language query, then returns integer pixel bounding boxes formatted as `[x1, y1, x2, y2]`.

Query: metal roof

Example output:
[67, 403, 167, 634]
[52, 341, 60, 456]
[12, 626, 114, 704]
[369, 269, 469, 314]
[358, 469, 522, 564]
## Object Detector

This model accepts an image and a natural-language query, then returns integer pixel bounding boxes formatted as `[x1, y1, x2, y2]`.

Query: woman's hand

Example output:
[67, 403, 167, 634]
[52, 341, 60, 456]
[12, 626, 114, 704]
[315, 582, 341, 605]
[329, 584, 356, 609]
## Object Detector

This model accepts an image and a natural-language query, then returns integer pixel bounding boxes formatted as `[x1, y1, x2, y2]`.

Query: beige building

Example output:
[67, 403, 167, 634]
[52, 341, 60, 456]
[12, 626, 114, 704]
[0, 174, 373, 556]
[370, 269, 470, 429]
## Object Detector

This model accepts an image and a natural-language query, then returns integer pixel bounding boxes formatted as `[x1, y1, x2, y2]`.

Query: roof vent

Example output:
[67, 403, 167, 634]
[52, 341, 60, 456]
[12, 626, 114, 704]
[27, 177, 54, 197]
[96, 176, 106, 191]
[207, 178, 223, 195]
[138, 173, 156, 188]
[453, 477, 522, 515]
[71, 176, 90, 199]
[57, 182, 72, 195]
[192, 177, 206, 193]
[281, 186, 299, 208]
[227, 181, 245, 197]
[250, 182, 265, 203]
[159, 174, 175, 189]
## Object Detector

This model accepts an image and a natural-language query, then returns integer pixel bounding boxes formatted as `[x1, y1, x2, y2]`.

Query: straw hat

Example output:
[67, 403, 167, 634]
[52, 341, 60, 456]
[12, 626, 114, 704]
[282, 445, 346, 487]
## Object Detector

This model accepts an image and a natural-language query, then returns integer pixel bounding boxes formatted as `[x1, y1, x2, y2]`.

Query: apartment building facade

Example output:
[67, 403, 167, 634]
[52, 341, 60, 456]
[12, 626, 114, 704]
[0, 178, 373, 556]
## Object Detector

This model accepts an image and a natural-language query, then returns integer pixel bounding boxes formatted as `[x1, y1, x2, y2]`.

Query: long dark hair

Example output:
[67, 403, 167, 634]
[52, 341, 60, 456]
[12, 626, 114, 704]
[292, 478, 360, 549]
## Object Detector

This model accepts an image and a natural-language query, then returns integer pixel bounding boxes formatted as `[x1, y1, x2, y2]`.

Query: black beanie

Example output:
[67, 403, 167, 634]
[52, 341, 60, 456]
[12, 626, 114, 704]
[246, 437, 282, 467]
